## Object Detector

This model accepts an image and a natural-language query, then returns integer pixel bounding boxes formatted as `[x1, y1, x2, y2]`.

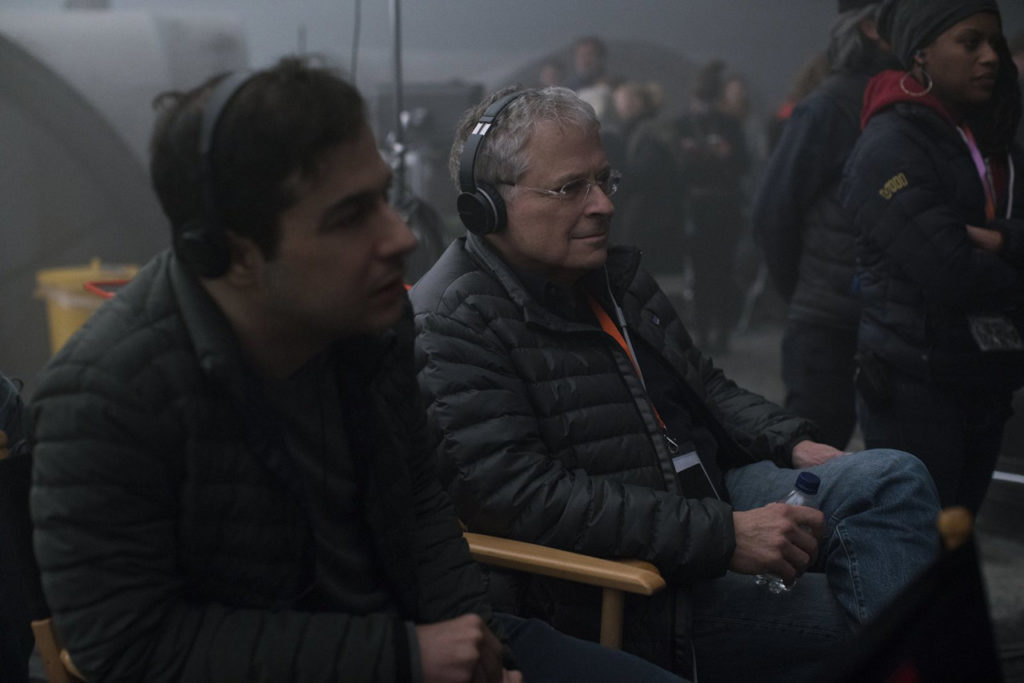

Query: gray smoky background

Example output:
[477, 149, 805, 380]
[3, 0, 1024, 391]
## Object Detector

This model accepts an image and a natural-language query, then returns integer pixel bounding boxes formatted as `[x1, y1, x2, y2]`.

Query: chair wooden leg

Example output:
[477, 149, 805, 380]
[60, 649, 86, 681]
[599, 588, 625, 649]
[31, 618, 72, 683]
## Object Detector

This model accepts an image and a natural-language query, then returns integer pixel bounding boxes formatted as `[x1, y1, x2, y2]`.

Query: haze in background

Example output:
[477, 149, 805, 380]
[2, 0, 1023, 392]
[6, 1, 1013, 109]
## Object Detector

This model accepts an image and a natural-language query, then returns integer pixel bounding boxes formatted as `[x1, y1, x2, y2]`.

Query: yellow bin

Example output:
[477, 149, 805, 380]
[36, 258, 138, 354]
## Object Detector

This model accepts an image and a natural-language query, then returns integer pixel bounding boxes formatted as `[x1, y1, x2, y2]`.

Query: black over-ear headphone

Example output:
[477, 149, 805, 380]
[174, 70, 254, 278]
[456, 91, 526, 235]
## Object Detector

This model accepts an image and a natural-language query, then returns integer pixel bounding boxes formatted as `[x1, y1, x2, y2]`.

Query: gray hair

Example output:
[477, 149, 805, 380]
[827, 3, 883, 73]
[448, 85, 599, 199]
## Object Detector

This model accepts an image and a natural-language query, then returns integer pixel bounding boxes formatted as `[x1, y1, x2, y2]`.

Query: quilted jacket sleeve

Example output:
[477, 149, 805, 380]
[691, 345, 817, 467]
[618, 268, 817, 468]
[753, 94, 854, 302]
[31, 357, 413, 682]
[414, 296, 736, 585]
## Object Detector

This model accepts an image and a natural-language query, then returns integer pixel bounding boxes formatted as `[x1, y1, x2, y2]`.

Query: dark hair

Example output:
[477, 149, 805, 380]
[149, 56, 366, 259]
[969, 34, 1022, 156]
[827, 3, 888, 74]
[1010, 30, 1024, 55]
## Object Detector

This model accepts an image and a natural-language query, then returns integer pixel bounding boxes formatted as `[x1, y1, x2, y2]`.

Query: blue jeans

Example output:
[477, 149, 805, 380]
[497, 614, 687, 682]
[690, 451, 940, 683]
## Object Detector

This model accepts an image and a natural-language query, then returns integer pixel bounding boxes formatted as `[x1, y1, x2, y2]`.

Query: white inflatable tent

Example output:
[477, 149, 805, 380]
[0, 9, 247, 393]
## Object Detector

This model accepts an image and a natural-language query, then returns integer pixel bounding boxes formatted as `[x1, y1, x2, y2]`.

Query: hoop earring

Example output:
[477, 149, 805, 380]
[899, 69, 934, 97]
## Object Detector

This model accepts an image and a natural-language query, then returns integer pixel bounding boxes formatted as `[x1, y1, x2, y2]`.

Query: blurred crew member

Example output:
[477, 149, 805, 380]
[752, 0, 898, 449]
[674, 60, 750, 353]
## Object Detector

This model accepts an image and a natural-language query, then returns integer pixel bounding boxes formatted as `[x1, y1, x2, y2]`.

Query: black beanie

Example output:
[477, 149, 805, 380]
[878, 0, 1002, 68]
[838, 0, 878, 13]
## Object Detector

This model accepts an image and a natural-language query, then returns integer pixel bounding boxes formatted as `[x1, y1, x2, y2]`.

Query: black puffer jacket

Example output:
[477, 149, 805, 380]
[753, 72, 868, 328]
[30, 250, 491, 682]
[842, 72, 1024, 387]
[411, 234, 816, 657]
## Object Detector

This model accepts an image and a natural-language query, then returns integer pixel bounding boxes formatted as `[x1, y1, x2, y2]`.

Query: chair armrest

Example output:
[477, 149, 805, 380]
[938, 507, 972, 551]
[463, 532, 665, 596]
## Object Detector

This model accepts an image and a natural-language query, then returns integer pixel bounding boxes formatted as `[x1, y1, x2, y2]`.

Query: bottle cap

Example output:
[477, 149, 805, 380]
[795, 471, 821, 495]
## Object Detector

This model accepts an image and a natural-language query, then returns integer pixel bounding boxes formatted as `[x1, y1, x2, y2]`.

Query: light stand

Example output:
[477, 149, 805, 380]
[386, 0, 446, 281]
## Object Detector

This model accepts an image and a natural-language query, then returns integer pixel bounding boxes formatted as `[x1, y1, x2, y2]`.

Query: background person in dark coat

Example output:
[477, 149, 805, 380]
[674, 60, 750, 353]
[413, 84, 941, 682]
[28, 57, 684, 683]
[752, 0, 897, 449]
[841, 0, 1024, 514]
[609, 80, 685, 277]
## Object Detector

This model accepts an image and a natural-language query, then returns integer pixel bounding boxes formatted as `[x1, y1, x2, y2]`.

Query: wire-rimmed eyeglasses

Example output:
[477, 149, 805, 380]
[501, 169, 622, 202]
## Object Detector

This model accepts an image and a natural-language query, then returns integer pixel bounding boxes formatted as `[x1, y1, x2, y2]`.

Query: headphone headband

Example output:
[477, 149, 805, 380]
[176, 70, 254, 278]
[458, 91, 524, 193]
[200, 70, 254, 160]
[456, 91, 527, 235]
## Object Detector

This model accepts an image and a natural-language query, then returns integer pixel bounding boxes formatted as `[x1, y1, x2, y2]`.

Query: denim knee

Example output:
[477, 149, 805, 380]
[810, 449, 940, 516]
[852, 449, 939, 500]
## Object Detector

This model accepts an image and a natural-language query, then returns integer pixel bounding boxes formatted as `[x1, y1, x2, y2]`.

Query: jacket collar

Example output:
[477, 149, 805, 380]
[168, 251, 249, 392]
[463, 231, 643, 328]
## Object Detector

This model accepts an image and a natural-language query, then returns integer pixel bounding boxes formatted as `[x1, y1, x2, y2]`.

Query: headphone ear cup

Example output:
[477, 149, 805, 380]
[457, 181, 507, 235]
[175, 217, 231, 278]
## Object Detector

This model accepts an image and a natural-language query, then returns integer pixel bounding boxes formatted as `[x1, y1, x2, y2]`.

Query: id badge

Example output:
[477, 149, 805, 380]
[968, 314, 1024, 352]
[671, 443, 700, 473]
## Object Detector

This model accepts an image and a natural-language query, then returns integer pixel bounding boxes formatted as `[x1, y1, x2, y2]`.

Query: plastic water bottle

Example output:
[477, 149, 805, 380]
[754, 471, 821, 594]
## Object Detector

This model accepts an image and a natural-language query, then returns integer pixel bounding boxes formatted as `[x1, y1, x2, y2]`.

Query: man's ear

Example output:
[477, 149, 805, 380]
[222, 232, 263, 287]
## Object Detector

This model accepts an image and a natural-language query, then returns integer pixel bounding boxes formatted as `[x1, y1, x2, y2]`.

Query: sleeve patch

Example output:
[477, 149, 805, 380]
[878, 172, 909, 200]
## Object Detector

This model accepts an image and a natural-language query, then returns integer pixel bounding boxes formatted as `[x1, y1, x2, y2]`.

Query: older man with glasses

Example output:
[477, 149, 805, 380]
[411, 85, 943, 683]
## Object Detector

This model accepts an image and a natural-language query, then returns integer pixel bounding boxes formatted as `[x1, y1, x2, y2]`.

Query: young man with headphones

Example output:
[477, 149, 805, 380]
[410, 85, 942, 682]
[29, 58, 684, 683]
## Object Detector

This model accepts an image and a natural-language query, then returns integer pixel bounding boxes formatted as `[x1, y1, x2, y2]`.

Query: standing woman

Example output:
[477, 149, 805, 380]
[842, 0, 1023, 514]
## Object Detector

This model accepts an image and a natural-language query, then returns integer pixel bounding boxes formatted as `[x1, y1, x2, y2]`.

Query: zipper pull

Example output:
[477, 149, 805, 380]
[663, 432, 680, 455]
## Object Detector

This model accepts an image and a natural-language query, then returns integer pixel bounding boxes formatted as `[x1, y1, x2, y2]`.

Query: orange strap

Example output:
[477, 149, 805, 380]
[586, 294, 667, 431]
